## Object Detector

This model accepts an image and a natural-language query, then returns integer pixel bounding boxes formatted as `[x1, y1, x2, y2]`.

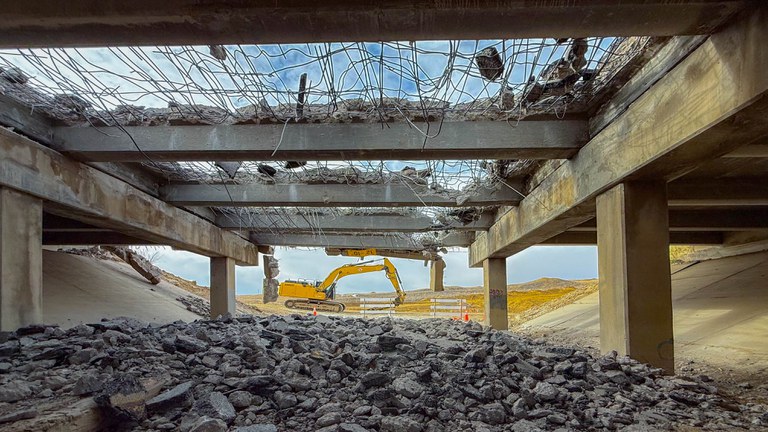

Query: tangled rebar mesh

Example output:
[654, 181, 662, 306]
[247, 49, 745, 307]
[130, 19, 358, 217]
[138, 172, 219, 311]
[0, 37, 652, 248]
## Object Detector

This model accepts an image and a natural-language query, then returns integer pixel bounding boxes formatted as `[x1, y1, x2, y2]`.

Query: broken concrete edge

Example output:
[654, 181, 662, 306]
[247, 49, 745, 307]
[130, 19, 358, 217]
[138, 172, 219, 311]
[102, 246, 162, 285]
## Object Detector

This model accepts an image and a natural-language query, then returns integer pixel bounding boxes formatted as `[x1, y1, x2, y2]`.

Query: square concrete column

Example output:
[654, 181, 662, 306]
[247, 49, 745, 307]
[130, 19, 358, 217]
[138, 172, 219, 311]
[0, 188, 43, 331]
[429, 258, 445, 292]
[596, 181, 674, 373]
[210, 256, 236, 318]
[483, 258, 508, 330]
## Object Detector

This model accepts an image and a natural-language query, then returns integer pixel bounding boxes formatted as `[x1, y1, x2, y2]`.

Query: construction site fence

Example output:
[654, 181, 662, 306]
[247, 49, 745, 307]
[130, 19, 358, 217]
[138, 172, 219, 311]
[430, 298, 467, 320]
[359, 298, 397, 318]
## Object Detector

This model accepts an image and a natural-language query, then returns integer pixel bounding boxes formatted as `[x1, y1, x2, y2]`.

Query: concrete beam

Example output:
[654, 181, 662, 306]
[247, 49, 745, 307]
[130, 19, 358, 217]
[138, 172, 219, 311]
[0, 1, 744, 48]
[469, 7, 768, 267]
[668, 179, 768, 206]
[325, 248, 440, 261]
[0, 128, 259, 265]
[0, 188, 43, 331]
[597, 182, 674, 373]
[210, 257, 236, 318]
[429, 259, 446, 293]
[571, 208, 768, 232]
[217, 212, 493, 233]
[249, 232, 473, 250]
[54, 121, 587, 162]
[163, 182, 523, 207]
[0, 94, 161, 197]
[42, 231, 156, 246]
[543, 231, 724, 245]
[483, 258, 508, 330]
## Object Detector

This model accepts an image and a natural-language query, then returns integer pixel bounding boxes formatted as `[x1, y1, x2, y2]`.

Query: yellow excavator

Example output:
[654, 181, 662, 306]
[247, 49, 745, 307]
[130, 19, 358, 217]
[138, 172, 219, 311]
[278, 258, 406, 313]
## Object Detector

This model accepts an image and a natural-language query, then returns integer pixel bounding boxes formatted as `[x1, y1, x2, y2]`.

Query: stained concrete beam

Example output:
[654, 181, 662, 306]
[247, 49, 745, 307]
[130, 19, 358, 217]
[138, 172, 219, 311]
[54, 121, 587, 162]
[469, 7, 768, 267]
[0, 128, 259, 265]
[0, 1, 744, 48]
[217, 212, 493, 232]
[163, 182, 523, 207]
[249, 232, 473, 250]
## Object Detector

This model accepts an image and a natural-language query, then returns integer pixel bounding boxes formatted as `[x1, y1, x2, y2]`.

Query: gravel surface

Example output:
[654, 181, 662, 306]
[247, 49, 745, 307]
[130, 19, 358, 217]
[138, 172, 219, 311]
[0, 315, 766, 431]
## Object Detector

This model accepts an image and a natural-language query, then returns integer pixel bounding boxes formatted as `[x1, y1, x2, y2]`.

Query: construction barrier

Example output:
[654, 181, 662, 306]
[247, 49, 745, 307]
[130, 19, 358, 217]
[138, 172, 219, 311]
[430, 298, 467, 320]
[360, 297, 397, 318]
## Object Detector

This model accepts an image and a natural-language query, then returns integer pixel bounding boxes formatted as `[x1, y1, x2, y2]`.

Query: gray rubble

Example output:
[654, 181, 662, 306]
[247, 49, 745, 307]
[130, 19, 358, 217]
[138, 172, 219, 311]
[0, 315, 766, 431]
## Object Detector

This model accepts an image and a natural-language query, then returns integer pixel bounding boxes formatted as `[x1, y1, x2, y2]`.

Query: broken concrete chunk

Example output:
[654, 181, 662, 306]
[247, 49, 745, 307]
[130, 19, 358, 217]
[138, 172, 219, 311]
[146, 381, 194, 413]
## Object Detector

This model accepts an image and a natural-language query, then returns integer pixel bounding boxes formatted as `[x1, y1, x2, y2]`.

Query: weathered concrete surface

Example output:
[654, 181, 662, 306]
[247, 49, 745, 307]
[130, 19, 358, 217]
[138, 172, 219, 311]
[0, 1, 744, 48]
[162, 182, 524, 207]
[597, 182, 673, 373]
[470, 7, 768, 267]
[483, 258, 508, 330]
[218, 212, 494, 232]
[249, 232, 473, 250]
[42, 250, 200, 328]
[55, 121, 587, 162]
[520, 251, 768, 373]
[0, 188, 43, 331]
[210, 257, 236, 318]
[429, 259, 445, 292]
[0, 128, 259, 265]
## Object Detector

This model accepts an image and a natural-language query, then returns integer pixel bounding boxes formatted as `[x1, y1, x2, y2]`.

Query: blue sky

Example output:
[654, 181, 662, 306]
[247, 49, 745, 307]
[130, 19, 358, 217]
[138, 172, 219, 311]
[151, 246, 597, 295]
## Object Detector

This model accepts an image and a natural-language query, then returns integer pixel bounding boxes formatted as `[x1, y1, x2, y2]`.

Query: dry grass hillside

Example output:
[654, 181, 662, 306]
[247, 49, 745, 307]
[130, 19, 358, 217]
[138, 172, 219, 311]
[239, 277, 597, 321]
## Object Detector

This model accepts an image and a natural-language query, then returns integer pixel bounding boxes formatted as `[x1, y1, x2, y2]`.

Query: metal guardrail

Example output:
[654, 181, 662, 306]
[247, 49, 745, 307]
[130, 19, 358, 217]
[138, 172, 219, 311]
[430, 298, 467, 320]
[360, 297, 397, 318]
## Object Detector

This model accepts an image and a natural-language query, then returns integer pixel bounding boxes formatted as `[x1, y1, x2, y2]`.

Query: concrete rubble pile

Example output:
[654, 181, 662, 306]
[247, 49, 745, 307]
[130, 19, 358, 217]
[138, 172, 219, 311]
[1, 316, 766, 431]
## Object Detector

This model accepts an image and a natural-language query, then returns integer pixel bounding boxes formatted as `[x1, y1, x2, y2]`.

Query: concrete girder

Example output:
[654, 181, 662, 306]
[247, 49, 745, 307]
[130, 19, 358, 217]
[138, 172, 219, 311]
[162, 182, 524, 207]
[0, 1, 744, 48]
[216, 212, 494, 233]
[53, 121, 587, 162]
[542, 231, 724, 245]
[469, 7, 768, 267]
[667, 179, 768, 207]
[42, 231, 156, 246]
[248, 232, 473, 250]
[571, 208, 768, 232]
[0, 128, 260, 265]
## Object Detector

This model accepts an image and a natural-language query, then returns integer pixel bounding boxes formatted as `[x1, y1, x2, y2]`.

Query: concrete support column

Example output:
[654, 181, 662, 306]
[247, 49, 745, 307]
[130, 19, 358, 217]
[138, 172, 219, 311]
[483, 258, 508, 330]
[210, 256, 236, 318]
[596, 181, 674, 373]
[429, 258, 445, 292]
[0, 188, 43, 331]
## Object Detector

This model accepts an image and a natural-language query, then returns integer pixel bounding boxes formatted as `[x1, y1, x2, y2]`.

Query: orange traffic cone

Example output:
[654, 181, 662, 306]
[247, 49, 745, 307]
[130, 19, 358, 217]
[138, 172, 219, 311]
[312, 306, 318, 316]
[464, 312, 470, 322]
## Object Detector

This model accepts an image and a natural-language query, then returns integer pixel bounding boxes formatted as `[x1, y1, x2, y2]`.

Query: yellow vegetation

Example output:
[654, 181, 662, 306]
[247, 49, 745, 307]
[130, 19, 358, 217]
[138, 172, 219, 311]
[463, 288, 577, 315]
